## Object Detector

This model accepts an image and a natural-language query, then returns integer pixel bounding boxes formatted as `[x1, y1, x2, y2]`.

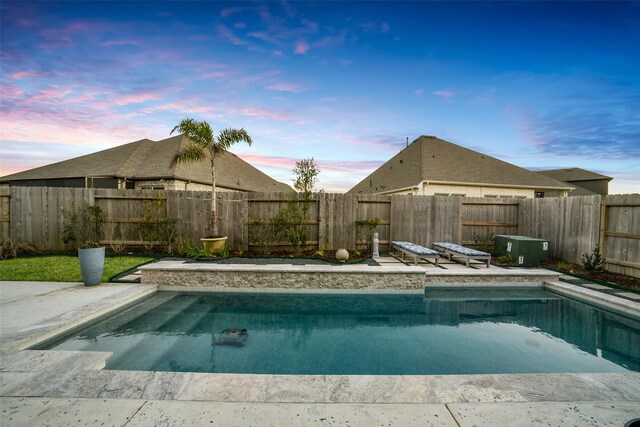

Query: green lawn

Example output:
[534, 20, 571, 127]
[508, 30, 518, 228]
[0, 255, 156, 282]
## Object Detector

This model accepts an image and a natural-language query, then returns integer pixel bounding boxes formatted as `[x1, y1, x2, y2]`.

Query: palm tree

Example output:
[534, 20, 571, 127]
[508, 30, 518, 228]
[171, 118, 253, 237]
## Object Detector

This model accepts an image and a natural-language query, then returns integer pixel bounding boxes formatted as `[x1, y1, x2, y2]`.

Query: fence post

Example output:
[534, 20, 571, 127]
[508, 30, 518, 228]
[598, 196, 607, 266]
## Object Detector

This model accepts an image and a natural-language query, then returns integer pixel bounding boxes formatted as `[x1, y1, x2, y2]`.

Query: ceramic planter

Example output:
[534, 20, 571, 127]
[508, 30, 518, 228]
[78, 246, 105, 286]
[201, 237, 228, 255]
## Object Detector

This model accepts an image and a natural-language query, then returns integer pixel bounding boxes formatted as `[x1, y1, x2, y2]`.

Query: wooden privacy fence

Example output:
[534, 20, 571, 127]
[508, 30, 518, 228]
[0, 186, 638, 278]
[598, 194, 640, 278]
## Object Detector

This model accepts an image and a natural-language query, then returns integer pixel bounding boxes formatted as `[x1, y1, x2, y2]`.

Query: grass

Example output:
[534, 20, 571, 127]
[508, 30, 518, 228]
[0, 254, 156, 282]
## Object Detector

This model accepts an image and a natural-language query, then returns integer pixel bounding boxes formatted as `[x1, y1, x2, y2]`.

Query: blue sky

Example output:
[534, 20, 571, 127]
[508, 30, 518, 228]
[1, 1, 639, 193]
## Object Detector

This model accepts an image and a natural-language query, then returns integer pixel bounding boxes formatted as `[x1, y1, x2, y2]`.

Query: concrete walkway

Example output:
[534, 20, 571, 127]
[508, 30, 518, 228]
[1, 280, 639, 426]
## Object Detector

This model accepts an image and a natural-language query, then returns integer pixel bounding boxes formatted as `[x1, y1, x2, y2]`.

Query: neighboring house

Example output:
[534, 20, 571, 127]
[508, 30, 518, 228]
[535, 168, 612, 197]
[347, 135, 573, 198]
[0, 134, 292, 192]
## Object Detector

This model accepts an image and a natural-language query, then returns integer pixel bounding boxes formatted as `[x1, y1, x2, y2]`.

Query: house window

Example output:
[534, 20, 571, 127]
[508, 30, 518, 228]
[484, 195, 498, 198]
[499, 195, 513, 199]
[434, 192, 449, 196]
[140, 185, 165, 190]
[451, 193, 466, 197]
[535, 191, 545, 198]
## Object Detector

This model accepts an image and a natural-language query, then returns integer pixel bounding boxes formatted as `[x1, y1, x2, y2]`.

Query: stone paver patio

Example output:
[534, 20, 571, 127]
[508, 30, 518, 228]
[1, 265, 639, 426]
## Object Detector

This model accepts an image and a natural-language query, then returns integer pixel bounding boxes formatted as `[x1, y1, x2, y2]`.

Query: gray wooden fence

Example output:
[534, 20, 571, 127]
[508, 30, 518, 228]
[1, 186, 638, 277]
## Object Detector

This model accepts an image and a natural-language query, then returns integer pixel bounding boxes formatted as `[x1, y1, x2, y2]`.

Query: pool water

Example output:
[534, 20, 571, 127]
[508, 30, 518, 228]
[36, 289, 640, 375]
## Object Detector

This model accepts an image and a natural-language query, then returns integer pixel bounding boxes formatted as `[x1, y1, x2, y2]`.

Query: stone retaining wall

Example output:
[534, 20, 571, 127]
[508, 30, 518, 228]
[141, 265, 427, 290]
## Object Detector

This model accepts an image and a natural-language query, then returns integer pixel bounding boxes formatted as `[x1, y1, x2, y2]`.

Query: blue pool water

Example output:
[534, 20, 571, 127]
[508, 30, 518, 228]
[36, 288, 640, 375]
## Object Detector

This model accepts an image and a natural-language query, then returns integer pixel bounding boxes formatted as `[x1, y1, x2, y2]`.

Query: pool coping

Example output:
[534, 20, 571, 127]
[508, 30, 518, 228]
[1, 279, 640, 405]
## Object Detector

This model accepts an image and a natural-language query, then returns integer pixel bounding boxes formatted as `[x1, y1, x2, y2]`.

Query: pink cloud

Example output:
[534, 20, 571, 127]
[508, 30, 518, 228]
[141, 101, 220, 115]
[27, 86, 73, 103]
[234, 22, 246, 29]
[0, 83, 25, 100]
[506, 106, 549, 148]
[294, 40, 309, 54]
[202, 71, 225, 79]
[235, 153, 383, 175]
[217, 24, 253, 48]
[265, 83, 301, 93]
[240, 107, 289, 121]
[101, 39, 141, 47]
[114, 92, 162, 106]
[247, 31, 279, 43]
[433, 90, 455, 98]
[235, 153, 297, 169]
[39, 21, 92, 47]
[10, 70, 47, 80]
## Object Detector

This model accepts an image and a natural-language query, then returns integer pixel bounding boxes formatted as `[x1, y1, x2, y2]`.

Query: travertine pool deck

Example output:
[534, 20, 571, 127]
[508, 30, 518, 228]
[1, 271, 639, 426]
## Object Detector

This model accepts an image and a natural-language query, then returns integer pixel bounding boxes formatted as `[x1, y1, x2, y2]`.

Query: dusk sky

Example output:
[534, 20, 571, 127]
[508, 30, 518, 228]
[1, 1, 639, 193]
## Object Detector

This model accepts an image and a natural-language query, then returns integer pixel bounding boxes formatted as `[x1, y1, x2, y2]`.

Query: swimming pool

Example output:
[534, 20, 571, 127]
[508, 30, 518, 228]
[35, 288, 640, 375]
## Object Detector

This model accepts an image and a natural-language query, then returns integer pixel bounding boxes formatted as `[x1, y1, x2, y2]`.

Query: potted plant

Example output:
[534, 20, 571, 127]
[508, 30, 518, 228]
[171, 118, 253, 255]
[63, 203, 105, 286]
[78, 241, 105, 286]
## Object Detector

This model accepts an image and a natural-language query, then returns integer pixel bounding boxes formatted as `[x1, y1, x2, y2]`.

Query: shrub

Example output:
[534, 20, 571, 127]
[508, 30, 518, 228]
[179, 241, 211, 260]
[273, 201, 308, 254]
[474, 233, 495, 254]
[61, 203, 105, 249]
[496, 254, 512, 264]
[356, 217, 380, 252]
[137, 199, 178, 254]
[0, 239, 39, 260]
[556, 261, 573, 272]
[581, 244, 603, 272]
[248, 218, 283, 255]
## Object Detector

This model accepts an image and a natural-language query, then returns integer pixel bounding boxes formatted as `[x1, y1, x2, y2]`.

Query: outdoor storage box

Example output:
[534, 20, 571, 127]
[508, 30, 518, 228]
[494, 235, 549, 266]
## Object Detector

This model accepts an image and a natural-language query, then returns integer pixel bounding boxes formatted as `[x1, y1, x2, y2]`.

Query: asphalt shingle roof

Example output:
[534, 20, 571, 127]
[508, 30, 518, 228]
[535, 168, 612, 182]
[1, 135, 292, 192]
[348, 135, 573, 194]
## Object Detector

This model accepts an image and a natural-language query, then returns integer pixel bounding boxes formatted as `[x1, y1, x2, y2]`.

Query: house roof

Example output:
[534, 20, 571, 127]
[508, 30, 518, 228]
[535, 167, 612, 183]
[1, 135, 293, 192]
[347, 135, 574, 194]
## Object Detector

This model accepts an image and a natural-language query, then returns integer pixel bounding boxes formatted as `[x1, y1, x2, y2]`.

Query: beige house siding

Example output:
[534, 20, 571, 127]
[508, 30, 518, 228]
[379, 182, 569, 198]
[133, 180, 240, 192]
[422, 183, 534, 198]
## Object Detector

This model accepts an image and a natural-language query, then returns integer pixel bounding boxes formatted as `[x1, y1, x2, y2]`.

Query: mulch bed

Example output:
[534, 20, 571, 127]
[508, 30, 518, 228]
[541, 260, 640, 292]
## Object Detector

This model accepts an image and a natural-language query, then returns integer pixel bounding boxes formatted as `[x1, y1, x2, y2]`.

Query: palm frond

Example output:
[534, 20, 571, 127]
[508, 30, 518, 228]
[171, 143, 207, 166]
[215, 128, 253, 154]
[171, 118, 214, 148]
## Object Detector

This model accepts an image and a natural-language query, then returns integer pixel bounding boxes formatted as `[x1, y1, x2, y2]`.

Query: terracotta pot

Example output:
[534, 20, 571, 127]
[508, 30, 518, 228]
[201, 237, 228, 255]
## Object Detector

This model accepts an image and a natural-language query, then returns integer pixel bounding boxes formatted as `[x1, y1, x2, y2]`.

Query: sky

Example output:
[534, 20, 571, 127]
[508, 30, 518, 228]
[1, 1, 639, 194]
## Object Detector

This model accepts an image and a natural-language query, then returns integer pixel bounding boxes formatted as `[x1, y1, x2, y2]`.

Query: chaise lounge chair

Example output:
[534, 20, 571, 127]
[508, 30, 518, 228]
[432, 242, 491, 268]
[390, 241, 440, 266]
